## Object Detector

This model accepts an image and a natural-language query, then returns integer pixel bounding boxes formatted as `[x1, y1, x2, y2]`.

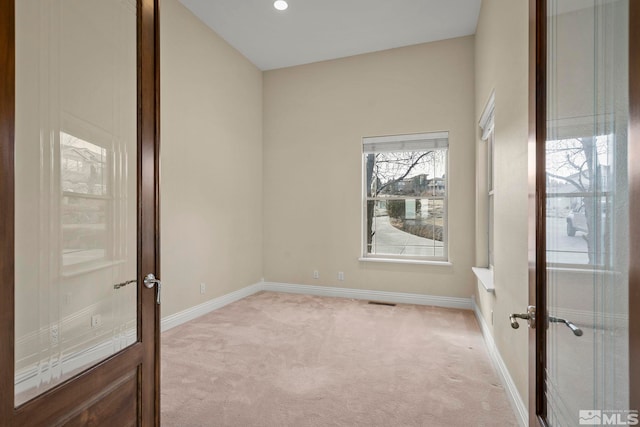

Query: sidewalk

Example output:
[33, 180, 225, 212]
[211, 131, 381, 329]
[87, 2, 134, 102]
[370, 216, 443, 257]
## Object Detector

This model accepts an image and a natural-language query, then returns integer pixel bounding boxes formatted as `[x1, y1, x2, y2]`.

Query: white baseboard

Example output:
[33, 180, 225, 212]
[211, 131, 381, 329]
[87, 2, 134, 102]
[161, 282, 263, 332]
[161, 281, 472, 334]
[262, 281, 472, 310]
[472, 296, 528, 427]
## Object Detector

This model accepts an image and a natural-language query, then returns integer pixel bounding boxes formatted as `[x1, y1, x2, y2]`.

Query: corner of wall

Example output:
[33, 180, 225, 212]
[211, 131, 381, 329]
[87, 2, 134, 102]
[473, 0, 530, 413]
[160, 0, 264, 318]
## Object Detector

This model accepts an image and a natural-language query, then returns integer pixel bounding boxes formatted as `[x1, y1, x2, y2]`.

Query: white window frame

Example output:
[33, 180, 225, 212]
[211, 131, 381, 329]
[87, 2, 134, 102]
[479, 91, 495, 269]
[360, 131, 450, 264]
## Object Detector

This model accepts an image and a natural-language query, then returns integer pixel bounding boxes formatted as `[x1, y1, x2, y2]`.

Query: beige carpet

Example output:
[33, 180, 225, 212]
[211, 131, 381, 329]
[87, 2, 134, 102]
[161, 291, 517, 427]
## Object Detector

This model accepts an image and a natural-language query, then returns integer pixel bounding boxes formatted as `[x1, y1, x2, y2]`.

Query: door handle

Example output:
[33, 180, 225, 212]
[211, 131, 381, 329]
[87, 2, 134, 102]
[509, 306, 582, 337]
[549, 316, 583, 336]
[144, 273, 161, 305]
[509, 305, 536, 329]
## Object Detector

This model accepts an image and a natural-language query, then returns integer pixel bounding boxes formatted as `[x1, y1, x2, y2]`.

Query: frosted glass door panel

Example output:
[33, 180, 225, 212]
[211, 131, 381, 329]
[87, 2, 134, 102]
[545, 0, 629, 424]
[14, 0, 138, 405]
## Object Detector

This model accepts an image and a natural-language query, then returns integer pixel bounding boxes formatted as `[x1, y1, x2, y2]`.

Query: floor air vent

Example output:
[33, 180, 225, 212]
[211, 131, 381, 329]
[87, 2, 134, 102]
[368, 301, 396, 307]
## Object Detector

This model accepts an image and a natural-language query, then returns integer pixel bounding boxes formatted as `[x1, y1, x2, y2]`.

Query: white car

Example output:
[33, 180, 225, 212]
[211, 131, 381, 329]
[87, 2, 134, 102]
[566, 205, 588, 236]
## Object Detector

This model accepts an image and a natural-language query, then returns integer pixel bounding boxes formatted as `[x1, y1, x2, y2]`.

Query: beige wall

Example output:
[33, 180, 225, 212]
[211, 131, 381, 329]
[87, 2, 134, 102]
[160, 0, 263, 317]
[474, 0, 530, 408]
[262, 37, 476, 298]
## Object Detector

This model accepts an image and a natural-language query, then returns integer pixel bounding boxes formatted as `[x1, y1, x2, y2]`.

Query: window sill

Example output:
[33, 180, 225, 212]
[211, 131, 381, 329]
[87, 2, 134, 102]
[472, 267, 495, 293]
[359, 257, 452, 267]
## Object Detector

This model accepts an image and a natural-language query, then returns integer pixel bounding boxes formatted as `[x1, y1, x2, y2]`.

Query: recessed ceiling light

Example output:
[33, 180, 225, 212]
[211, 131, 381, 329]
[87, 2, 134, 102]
[274, 0, 288, 11]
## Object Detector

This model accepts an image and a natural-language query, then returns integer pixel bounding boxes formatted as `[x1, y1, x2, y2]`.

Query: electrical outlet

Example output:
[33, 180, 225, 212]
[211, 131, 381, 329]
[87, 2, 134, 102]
[64, 293, 72, 305]
[91, 314, 102, 328]
[338, 272, 345, 281]
[313, 270, 319, 279]
[50, 324, 59, 345]
[200, 283, 206, 294]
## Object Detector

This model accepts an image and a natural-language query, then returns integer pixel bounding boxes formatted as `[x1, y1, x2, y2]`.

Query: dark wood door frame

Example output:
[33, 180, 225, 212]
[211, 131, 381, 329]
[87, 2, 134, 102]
[0, 0, 16, 419]
[139, 0, 162, 424]
[0, 0, 161, 425]
[528, 0, 547, 426]
[529, 0, 640, 425]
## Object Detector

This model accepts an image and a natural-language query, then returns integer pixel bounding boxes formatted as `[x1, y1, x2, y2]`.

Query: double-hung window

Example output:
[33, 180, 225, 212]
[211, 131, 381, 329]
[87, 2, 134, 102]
[362, 132, 449, 262]
[473, 92, 496, 292]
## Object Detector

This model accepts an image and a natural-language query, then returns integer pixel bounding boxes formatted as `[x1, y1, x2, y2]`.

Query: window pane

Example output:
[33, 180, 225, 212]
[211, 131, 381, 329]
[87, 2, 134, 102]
[545, 0, 628, 422]
[15, 0, 138, 404]
[489, 194, 494, 266]
[488, 133, 494, 192]
[366, 198, 444, 258]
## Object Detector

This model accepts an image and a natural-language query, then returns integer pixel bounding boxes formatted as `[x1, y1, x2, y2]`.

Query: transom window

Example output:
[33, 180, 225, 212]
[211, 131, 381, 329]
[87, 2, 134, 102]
[362, 132, 449, 262]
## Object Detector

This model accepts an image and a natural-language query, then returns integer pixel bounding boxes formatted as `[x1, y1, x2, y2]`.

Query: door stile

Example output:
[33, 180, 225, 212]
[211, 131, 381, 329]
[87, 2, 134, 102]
[0, 0, 16, 422]
[138, 0, 161, 425]
[528, 0, 548, 425]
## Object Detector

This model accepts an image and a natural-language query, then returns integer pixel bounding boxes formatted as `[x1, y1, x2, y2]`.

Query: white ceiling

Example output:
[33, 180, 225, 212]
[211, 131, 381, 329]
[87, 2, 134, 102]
[178, 0, 482, 71]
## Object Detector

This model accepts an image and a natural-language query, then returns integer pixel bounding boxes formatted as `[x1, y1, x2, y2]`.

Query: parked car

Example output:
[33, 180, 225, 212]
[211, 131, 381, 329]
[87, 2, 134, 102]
[566, 205, 588, 236]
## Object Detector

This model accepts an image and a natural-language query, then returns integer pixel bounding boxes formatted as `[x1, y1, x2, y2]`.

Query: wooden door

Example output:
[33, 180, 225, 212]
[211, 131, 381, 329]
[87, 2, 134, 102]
[0, 0, 160, 425]
[528, 0, 639, 425]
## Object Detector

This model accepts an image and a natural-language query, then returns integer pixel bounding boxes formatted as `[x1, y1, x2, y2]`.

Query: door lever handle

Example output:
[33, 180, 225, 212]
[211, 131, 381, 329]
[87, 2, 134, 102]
[509, 305, 536, 329]
[549, 316, 583, 336]
[509, 313, 530, 329]
[144, 273, 161, 305]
